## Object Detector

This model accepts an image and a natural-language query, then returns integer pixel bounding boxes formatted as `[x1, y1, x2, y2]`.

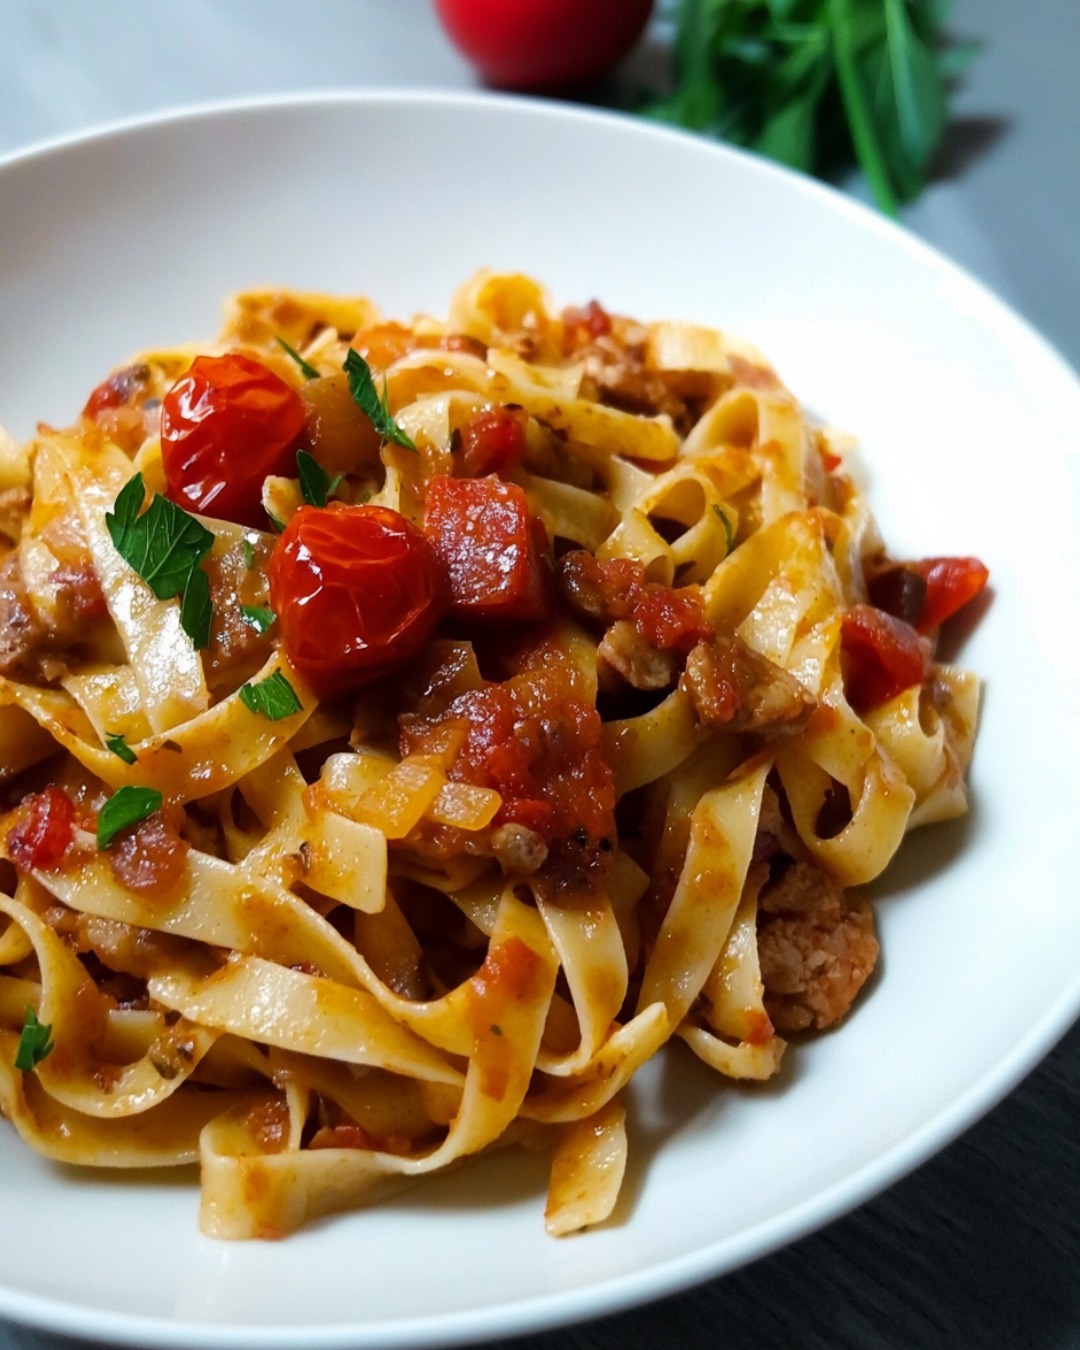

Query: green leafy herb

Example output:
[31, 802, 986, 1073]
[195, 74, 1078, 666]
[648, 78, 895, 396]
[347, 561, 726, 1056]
[15, 1007, 54, 1072]
[105, 731, 137, 765]
[343, 349, 417, 452]
[242, 537, 257, 569]
[180, 565, 213, 650]
[96, 785, 163, 851]
[241, 605, 276, 635]
[712, 503, 735, 553]
[238, 670, 302, 721]
[640, 0, 972, 214]
[297, 450, 343, 509]
[265, 509, 286, 535]
[106, 473, 215, 646]
[275, 336, 321, 381]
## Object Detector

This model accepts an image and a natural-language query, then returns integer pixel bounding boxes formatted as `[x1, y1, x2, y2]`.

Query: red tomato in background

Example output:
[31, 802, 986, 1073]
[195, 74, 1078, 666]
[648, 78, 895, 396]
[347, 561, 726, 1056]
[268, 503, 447, 697]
[161, 353, 305, 528]
[434, 0, 655, 89]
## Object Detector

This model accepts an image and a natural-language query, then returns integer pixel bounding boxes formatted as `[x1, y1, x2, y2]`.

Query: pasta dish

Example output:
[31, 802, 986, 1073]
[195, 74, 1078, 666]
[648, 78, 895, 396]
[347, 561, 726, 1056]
[0, 272, 987, 1238]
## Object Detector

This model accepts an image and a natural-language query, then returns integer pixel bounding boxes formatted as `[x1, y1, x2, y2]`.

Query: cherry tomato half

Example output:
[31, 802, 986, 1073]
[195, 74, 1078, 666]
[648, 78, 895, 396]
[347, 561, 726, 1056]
[434, 0, 654, 89]
[268, 503, 447, 697]
[161, 353, 306, 527]
[912, 556, 989, 633]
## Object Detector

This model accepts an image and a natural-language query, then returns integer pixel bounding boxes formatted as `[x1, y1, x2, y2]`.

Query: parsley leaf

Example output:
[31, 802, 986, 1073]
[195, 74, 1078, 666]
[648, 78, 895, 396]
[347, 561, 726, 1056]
[266, 509, 286, 535]
[242, 537, 257, 569]
[712, 503, 735, 553]
[180, 565, 213, 650]
[640, 0, 970, 215]
[105, 473, 214, 647]
[15, 1007, 54, 1072]
[241, 605, 276, 635]
[275, 336, 321, 381]
[97, 785, 163, 850]
[297, 450, 343, 509]
[343, 349, 417, 452]
[238, 670, 302, 721]
[105, 731, 137, 765]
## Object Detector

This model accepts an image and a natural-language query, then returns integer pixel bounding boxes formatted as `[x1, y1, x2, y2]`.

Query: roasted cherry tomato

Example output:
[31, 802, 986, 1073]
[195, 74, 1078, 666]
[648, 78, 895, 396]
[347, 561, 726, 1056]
[840, 604, 932, 714]
[160, 353, 306, 527]
[423, 475, 551, 622]
[912, 556, 989, 632]
[434, 0, 654, 89]
[268, 503, 447, 696]
[6, 787, 76, 872]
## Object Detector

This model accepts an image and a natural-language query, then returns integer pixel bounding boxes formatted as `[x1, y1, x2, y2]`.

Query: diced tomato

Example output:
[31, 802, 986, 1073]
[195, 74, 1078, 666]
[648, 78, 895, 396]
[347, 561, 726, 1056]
[423, 475, 551, 622]
[633, 583, 713, 653]
[840, 605, 932, 714]
[562, 300, 613, 351]
[6, 787, 75, 871]
[454, 407, 528, 478]
[82, 364, 150, 420]
[912, 556, 989, 633]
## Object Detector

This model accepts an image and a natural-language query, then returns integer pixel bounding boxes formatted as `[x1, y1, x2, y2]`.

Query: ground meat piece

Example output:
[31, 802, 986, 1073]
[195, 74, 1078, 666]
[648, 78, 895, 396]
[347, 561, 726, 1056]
[562, 307, 696, 430]
[680, 629, 816, 734]
[489, 822, 548, 875]
[757, 860, 879, 1031]
[202, 539, 274, 688]
[557, 550, 713, 655]
[0, 552, 47, 677]
[598, 619, 678, 691]
[108, 811, 190, 896]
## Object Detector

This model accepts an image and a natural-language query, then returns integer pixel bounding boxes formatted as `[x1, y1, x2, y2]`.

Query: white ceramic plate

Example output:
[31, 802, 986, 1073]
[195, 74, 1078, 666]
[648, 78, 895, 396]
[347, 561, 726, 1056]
[0, 92, 1077, 1350]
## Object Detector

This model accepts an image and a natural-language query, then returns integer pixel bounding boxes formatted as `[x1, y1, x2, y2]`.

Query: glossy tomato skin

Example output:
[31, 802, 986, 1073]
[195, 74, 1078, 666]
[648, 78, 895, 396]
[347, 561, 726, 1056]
[6, 787, 76, 872]
[840, 604, 932, 714]
[268, 503, 447, 697]
[161, 353, 306, 527]
[434, 0, 654, 89]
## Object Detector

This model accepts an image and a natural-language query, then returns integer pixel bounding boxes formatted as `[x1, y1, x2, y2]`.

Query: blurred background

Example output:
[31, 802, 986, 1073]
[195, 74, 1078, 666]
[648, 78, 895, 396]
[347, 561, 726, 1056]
[0, 3, 1077, 1349]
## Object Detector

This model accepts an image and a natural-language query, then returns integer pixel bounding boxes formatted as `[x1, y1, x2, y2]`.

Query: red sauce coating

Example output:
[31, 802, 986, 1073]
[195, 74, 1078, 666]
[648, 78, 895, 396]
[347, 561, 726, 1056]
[6, 787, 75, 872]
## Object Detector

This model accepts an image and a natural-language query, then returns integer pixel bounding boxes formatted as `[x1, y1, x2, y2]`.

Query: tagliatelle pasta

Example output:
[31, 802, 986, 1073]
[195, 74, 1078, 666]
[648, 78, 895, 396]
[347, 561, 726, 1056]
[0, 271, 987, 1238]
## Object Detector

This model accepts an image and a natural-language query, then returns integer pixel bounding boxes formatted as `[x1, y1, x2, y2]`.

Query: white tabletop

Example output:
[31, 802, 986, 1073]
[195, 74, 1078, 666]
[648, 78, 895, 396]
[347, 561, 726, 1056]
[1, 3, 1078, 1348]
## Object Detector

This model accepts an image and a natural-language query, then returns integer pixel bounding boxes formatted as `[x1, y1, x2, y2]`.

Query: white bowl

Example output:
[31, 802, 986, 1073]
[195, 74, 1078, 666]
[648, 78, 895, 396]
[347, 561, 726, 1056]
[0, 91, 1077, 1350]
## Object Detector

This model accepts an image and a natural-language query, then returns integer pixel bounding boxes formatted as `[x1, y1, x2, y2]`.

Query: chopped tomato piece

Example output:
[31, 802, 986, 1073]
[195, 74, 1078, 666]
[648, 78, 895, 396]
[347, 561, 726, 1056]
[562, 299, 612, 351]
[454, 407, 527, 478]
[423, 475, 551, 622]
[912, 556, 989, 632]
[840, 604, 932, 714]
[6, 787, 75, 871]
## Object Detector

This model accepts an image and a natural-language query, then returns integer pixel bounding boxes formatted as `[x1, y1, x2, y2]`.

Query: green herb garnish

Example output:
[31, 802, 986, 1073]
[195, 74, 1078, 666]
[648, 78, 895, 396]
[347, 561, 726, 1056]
[242, 537, 257, 569]
[238, 670, 302, 721]
[265, 509, 286, 535]
[297, 450, 343, 509]
[15, 1007, 54, 1072]
[105, 731, 137, 765]
[241, 605, 276, 635]
[343, 349, 417, 452]
[96, 785, 163, 850]
[105, 473, 214, 647]
[712, 503, 735, 553]
[640, 0, 973, 215]
[275, 336, 321, 381]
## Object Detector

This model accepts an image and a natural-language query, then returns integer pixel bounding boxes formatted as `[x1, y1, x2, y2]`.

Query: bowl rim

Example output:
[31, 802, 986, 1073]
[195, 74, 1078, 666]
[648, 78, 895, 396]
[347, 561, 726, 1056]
[0, 86, 1078, 1350]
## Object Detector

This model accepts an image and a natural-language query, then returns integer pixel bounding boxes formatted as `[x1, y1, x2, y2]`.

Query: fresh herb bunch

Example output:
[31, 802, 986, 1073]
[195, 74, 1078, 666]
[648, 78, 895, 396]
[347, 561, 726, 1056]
[641, 0, 974, 215]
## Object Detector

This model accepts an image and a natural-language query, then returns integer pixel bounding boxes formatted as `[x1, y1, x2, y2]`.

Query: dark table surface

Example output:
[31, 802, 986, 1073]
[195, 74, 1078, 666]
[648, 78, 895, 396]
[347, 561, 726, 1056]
[1, 3, 1077, 1348]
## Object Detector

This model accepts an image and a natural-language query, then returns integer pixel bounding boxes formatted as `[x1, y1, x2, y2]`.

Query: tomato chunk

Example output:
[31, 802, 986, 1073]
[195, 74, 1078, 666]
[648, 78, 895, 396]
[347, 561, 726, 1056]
[6, 787, 75, 871]
[912, 556, 989, 632]
[840, 604, 932, 714]
[161, 353, 306, 527]
[423, 475, 551, 622]
[454, 408, 527, 478]
[268, 503, 447, 697]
